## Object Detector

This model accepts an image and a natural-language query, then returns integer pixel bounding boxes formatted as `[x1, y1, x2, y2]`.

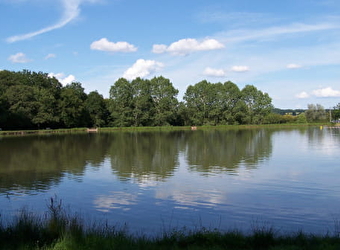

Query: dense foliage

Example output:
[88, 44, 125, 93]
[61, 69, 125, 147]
[331, 103, 340, 121]
[0, 69, 337, 130]
[0, 70, 108, 129]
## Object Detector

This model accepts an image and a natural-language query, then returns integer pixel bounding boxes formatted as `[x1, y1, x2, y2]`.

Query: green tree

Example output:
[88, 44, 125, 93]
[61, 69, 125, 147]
[0, 70, 63, 129]
[32, 88, 61, 128]
[109, 78, 134, 127]
[59, 82, 88, 128]
[305, 104, 327, 123]
[150, 76, 179, 126]
[241, 85, 273, 124]
[184, 80, 216, 125]
[296, 113, 307, 124]
[0, 96, 8, 127]
[5, 85, 38, 128]
[85, 91, 108, 127]
[184, 80, 249, 125]
[131, 77, 153, 126]
[332, 103, 340, 121]
[175, 102, 189, 126]
[220, 81, 245, 125]
[263, 113, 284, 124]
[31, 74, 62, 128]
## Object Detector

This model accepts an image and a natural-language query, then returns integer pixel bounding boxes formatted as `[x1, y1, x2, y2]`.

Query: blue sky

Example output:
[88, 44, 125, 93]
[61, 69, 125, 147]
[1, 0, 339, 109]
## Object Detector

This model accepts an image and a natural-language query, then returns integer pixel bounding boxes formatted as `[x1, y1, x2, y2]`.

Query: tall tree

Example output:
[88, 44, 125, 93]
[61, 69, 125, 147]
[85, 91, 108, 127]
[332, 103, 340, 121]
[220, 81, 245, 125]
[109, 78, 134, 127]
[305, 104, 327, 122]
[0, 96, 8, 128]
[0, 70, 63, 129]
[59, 82, 88, 128]
[150, 76, 179, 126]
[241, 85, 273, 124]
[131, 77, 153, 126]
[184, 80, 216, 125]
[31, 73, 62, 128]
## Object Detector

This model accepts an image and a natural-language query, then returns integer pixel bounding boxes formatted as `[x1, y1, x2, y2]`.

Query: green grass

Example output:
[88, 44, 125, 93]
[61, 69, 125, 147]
[1, 197, 339, 250]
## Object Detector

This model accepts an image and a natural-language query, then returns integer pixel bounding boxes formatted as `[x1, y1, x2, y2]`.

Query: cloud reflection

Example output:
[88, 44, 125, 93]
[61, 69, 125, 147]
[156, 185, 227, 210]
[93, 191, 137, 212]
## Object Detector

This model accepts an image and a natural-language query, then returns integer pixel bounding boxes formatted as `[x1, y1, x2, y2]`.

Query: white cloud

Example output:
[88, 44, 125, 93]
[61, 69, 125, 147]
[152, 44, 168, 54]
[312, 87, 340, 97]
[123, 59, 164, 80]
[231, 65, 249, 72]
[296, 87, 340, 99]
[90, 38, 137, 52]
[203, 67, 226, 77]
[153, 38, 224, 56]
[8, 52, 32, 63]
[6, 0, 101, 43]
[45, 53, 56, 60]
[296, 91, 309, 99]
[287, 63, 302, 69]
[48, 72, 76, 86]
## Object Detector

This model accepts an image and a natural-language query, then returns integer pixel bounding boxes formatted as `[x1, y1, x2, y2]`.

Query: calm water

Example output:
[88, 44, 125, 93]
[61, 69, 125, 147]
[0, 127, 339, 235]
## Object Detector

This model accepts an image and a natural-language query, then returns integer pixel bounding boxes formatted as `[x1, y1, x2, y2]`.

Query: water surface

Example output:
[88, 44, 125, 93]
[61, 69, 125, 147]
[0, 127, 339, 235]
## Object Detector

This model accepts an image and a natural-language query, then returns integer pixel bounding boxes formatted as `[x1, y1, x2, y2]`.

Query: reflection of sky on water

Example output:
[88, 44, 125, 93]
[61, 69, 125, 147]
[94, 191, 138, 212]
[154, 153, 229, 210]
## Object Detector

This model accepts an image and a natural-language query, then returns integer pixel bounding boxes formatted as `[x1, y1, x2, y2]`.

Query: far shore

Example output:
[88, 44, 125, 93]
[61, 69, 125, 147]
[0, 123, 337, 137]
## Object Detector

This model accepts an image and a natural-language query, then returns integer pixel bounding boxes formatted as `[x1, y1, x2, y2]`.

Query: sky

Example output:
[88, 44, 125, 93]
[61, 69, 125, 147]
[1, 0, 339, 109]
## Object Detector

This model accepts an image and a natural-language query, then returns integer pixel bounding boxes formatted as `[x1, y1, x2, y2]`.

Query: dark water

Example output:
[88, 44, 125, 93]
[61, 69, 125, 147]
[0, 127, 339, 235]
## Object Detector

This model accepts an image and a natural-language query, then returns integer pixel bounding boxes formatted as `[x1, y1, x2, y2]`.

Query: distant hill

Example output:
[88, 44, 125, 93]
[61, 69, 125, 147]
[272, 108, 305, 116]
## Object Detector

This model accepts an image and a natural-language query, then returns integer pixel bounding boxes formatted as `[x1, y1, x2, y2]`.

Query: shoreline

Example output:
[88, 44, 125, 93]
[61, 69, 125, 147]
[1, 203, 339, 250]
[0, 123, 334, 137]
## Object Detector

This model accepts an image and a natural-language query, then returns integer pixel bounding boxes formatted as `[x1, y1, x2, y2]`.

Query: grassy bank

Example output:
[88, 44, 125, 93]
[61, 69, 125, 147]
[1, 198, 339, 250]
[0, 126, 192, 136]
[0, 123, 334, 137]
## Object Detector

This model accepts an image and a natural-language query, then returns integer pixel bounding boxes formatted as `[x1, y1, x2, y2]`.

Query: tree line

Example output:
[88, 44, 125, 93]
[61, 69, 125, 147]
[0, 70, 338, 130]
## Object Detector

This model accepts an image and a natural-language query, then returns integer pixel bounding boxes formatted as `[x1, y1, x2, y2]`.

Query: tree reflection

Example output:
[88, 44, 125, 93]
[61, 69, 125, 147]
[0, 129, 277, 193]
[0, 134, 111, 193]
[185, 129, 273, 175]
[107, 131, 181, 182]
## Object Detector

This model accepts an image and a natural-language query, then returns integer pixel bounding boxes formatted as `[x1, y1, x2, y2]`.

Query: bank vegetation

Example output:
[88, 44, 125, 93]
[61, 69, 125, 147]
[1, 197, 339, 250]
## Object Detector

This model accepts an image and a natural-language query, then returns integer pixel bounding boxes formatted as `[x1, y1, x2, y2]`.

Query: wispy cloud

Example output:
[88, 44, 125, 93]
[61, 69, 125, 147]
[6, 0, 100, 43]
[90, 38, 137, 53]
[153, 38, 224, 56]
[45, 53, 56, 60]
[197, 10, 276, 28]
[220, 22, 340, 44]
[8, 52, 32, 63]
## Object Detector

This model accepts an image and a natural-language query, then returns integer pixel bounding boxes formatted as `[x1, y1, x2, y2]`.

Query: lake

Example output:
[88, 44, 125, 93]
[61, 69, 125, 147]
[0, 127, 339, 236]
